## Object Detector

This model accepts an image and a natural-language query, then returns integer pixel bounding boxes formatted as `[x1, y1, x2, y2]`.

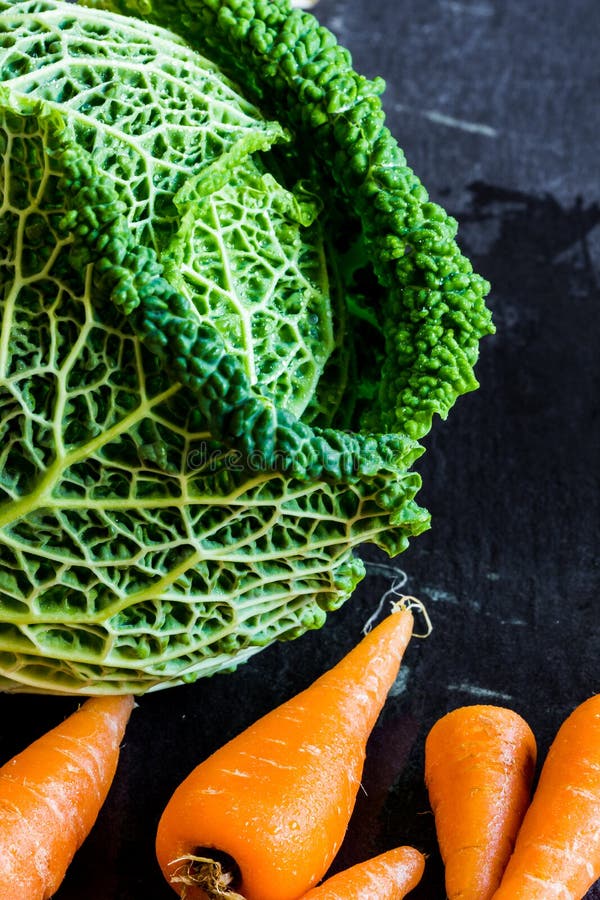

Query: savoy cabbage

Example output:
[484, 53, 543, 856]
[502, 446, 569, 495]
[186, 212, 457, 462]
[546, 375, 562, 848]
[0, 0, 493, 693]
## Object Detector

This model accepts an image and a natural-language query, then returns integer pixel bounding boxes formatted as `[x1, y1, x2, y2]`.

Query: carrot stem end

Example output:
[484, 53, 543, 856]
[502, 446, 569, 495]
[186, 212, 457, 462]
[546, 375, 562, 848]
[170, 853, 245, 900]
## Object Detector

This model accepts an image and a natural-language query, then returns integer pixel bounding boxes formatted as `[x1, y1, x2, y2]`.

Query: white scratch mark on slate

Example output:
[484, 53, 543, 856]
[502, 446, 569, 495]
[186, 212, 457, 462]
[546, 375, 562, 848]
[328, 15, 345, 35]
[389, 665, 411, 697]
[448, 682, 514, 701]
[421, 586, 481, 612]
[424, 587, 459, 605]
[395, 103, 497, 137]
[440, 0, 494, 16]
[421, 109, 498, 137]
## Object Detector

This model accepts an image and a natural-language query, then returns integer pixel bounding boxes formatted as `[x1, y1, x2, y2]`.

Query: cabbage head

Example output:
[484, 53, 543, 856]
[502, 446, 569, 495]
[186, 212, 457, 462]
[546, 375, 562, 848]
[0, 0, 493, 693]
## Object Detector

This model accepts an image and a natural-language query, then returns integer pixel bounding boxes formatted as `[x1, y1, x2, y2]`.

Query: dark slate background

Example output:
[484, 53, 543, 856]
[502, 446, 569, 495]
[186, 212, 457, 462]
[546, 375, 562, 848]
[1, 0, 599, 897]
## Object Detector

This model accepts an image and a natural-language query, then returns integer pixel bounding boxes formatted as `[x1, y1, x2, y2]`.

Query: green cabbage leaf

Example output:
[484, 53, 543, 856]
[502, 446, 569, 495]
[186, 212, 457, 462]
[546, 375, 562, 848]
[0, 0, 492, 693]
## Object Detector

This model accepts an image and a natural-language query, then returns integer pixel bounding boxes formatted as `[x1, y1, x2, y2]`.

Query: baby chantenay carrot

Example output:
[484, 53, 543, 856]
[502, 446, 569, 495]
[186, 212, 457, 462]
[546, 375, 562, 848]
[425, 704, 537, 900]
[297, 845, 425, 899]
[0, 694, 134, 900]
[155, 604, 416, 900]
[492, 693, 600, 900]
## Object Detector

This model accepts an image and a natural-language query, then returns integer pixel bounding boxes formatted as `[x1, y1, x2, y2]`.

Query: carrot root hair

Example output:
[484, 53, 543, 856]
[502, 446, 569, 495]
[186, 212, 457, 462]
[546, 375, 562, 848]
[170, 854, 244, 900]
[392, 595, 432, 638]
[363, 580, 432, 639]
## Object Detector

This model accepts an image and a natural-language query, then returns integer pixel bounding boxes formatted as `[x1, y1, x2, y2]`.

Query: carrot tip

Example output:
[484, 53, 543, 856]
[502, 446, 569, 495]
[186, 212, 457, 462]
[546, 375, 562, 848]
[170, 854, 244, 900]
[362, 575, 407, 634]
[392, 595, 432, 638]
[362, 573, 431, 639]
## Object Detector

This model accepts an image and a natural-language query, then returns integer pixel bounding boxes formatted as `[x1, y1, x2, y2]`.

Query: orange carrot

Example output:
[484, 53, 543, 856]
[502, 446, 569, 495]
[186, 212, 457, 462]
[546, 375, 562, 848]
[156, 605, 415, 900]
[298, 846, 425, 899]
[492, 693, 600, 900]
[0, 694, 134, 900]
[425, 704, 537, 900]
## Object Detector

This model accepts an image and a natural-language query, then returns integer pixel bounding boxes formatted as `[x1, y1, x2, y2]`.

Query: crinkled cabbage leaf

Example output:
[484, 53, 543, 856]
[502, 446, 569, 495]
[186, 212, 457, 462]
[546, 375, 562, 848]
[0, 0, 492, 693]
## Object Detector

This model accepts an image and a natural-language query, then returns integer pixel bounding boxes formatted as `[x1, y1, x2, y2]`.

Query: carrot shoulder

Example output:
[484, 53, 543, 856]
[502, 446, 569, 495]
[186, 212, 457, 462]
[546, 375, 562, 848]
[156, 606, 415, 900]
[492, 693, 600, 900]
[425, 704, 536, 900]
[298, 846, 425, 899]
[0, 694, 134, 900]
